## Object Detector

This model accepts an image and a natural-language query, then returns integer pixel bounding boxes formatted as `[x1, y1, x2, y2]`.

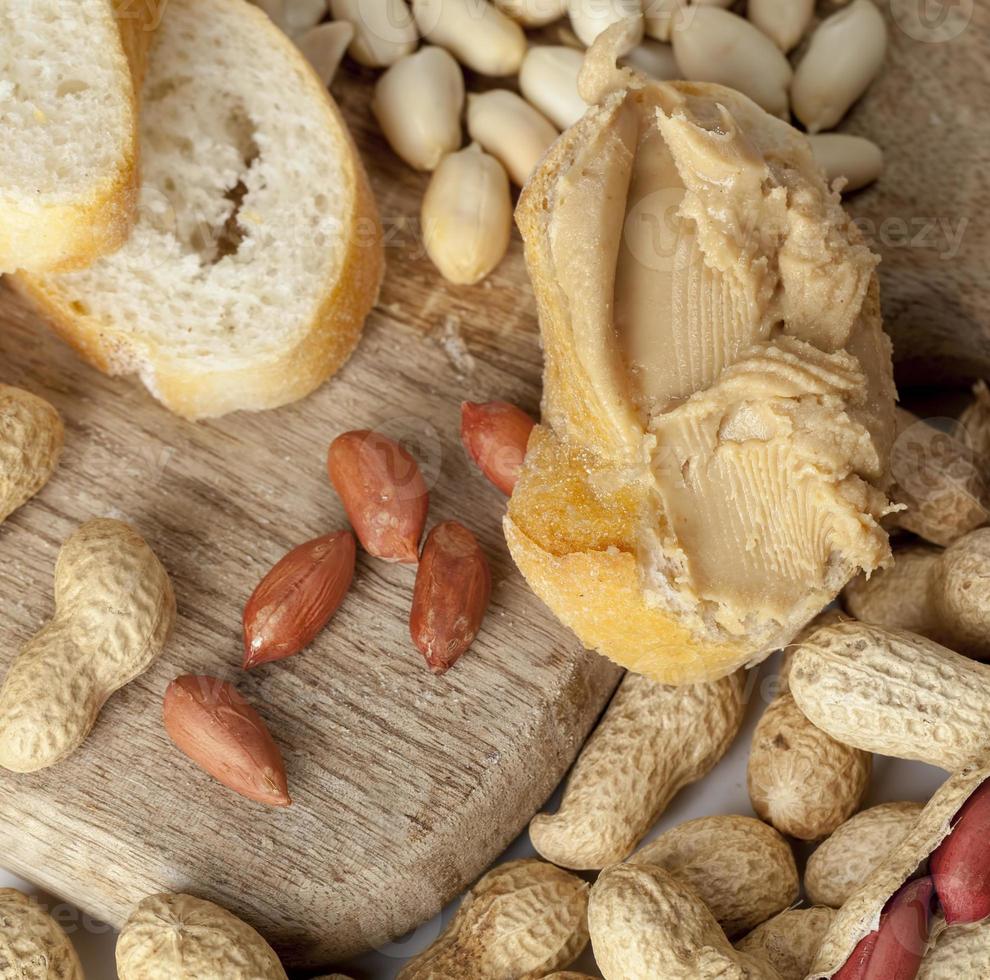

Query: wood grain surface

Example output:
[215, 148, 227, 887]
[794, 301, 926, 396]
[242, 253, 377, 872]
[0, 68, 622, 970]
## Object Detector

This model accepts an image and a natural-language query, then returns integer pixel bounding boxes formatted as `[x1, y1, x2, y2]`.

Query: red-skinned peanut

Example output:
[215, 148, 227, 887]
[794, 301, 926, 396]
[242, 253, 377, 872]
[833, 876, 934, 980]
[243, 531, 356, 669]
[930, 779, 990, 925]
[460, 400, 535, 495]
[327, 430, 429, 563]
[410, 521, 491, 673]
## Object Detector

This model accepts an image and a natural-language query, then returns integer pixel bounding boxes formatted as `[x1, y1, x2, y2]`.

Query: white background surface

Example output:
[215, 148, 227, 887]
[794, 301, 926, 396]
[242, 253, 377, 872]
[1, 654, 947, 979]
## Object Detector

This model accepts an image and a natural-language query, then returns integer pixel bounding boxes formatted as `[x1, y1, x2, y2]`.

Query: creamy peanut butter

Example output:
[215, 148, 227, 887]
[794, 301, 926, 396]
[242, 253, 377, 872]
[544, 54, 895, 643]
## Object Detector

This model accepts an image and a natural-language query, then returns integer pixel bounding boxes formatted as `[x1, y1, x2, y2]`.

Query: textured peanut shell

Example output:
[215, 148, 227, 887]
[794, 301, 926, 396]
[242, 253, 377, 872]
[588, 864, 780, 980]
[0, 519, 176, 772]
[789, 621, 990, 770]
[544, 974, 596, 979]
[628, 815, 799, 937]
[958, 380, 990, 481]
[0, 385, 63, 523]
[396, 860, 589, 979]
[917, 919, 990, 979]
[930, 528, 990, 659]
[842, 544, 944, 641]
[530, 670, 747, 869]
[805, 801, 924, 908]
[0, 888, 84, 980]
[747, 692, 871, 840]
[889, 408, 989, 546]
[734, 907, 836, 980]
[116, 892, 287, 979]
[809, 764, 990, 978]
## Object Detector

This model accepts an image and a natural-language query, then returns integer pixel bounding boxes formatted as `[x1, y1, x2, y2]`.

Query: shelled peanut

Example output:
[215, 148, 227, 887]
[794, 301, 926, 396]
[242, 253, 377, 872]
[243, 530, 356, 669]
[163, 675, 292, 807]
[461, 399, 536, 495]
[327, 430, 429, 564]
[529, 670, 747, 869]
[397, 860, 590, 979]
[410, 520, 491, 673]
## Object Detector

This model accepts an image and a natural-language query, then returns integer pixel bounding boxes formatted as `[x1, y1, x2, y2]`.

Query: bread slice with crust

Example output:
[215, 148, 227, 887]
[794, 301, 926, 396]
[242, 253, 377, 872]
[16, 0, 384, 419]
[505, 28, 897, 685]
[0, 0, 155, 273]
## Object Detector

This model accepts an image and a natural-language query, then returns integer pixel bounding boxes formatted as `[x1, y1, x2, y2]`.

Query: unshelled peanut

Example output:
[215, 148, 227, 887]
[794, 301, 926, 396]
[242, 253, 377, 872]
[842, 544, 943, 640]
[0, 888, 83, 979]
[959, 380, 990, 479]
[918, 920, 990, 979]
[589, 864, 780, 980]
[735, 907, 836, 980]
[930, 528, 990, 659]
[811, 765, 990, 979]
[0, 384, 63, 523]
[116, 892, 288, 979]
[805, 802, 924, 909]
[629, 814, 798, 936]
[789, 621, 990, 770]
[888, 408, 989, 546]
[397, 860, 589, 979]
[0, 519, 175, 772]
[529, 670, 747, 869]
[748, 691, 871, 840]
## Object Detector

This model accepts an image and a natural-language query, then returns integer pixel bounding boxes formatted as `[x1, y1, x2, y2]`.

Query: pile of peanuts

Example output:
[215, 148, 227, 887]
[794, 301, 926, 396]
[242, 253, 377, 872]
[0, 387, 537, 813]
[7, 366, 990, 977]
[257, 0, 890, 288]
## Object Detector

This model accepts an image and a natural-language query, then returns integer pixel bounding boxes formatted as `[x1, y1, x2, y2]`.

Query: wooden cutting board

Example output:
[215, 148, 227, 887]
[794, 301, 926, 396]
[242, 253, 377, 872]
[0, 73, 623, 971]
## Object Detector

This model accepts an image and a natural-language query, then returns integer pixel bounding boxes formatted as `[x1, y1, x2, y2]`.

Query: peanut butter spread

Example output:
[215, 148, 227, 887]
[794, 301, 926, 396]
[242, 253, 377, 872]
[510, 27, 897, 663]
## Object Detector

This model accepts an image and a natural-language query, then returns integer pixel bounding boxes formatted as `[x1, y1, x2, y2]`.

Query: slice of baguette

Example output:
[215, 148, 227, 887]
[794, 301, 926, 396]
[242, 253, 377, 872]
[0, 0, 155, 273]
[16, 0, 384, 419]
[505, 27, 897, 684]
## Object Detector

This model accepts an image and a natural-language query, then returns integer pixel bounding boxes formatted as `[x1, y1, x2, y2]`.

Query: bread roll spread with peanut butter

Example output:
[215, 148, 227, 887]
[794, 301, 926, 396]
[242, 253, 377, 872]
[505, 23, 897, 684]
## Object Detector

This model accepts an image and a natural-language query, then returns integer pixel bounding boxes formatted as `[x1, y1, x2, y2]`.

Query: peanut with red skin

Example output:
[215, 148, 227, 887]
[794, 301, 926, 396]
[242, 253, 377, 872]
[243, 531, 356, 669]
[460, 400, 535, 495]
[833, 877, 934, 980]
[410, 521, 491, 673]
[930, 779, 990, 925]
[327, 430, 429, 563]
[163, 675, 291, 807]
